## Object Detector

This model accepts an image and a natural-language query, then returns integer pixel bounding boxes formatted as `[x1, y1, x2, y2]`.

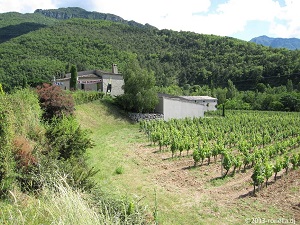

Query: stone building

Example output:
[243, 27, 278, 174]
[54, 64, 124, 96]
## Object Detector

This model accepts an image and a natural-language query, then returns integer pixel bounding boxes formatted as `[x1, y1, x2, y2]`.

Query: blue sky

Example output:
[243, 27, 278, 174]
[0, 0, 299, 41]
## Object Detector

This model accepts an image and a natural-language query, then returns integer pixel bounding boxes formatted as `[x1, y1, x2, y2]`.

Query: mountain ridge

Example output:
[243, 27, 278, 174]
[34, 7, 157, 29]
[250, 35, 300, 50]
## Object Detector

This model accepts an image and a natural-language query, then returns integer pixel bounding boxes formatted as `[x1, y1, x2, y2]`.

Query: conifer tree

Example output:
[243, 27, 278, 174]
[70, 65, 78, 91]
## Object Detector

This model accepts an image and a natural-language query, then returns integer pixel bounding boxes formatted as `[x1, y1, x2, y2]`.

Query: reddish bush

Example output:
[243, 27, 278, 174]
[13, 136, 37, 171]
[36, 83, 75, 121]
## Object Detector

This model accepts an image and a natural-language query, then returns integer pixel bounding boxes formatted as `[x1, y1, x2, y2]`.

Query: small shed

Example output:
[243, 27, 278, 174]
[54, 64, 124, 96]
[156, 93, 206, 121]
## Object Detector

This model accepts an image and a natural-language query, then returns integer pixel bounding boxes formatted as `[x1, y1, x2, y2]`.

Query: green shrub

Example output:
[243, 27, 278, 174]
[45, 116, 94, 160]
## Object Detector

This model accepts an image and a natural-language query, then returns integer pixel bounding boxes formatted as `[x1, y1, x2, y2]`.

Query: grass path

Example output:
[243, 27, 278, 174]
[75, 101, 209, 224]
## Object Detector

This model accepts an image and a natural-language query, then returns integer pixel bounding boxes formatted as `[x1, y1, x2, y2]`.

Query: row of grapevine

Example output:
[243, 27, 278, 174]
[140, 110, 300, 185]
[251, 152, 300, 194]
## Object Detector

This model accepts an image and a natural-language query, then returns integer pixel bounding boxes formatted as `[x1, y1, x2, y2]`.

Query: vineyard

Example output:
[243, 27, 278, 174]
[140, 110, 300, 193]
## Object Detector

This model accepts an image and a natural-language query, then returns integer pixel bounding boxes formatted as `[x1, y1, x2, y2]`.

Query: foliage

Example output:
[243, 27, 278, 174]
[116, 58, 158, 113]
[0, 95, 16, 196]
[0, 89, 150, 223]
[36, 83, 75, 121]
[0, 83, 4, 95]
[140, 110, 300, 189]
[273, 158, 283, 181]
[0, 89, 43, 196]
[70, 90, 104, 105]
[0, 175, 149, 225]
[45, 116, 94, 160]
[70, 65, 78, 90]
[251, 163, 265, 194]
[222, 152, 233, 177]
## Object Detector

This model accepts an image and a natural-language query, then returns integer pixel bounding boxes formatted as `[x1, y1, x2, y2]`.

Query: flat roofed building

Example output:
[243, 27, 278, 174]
[180, 96, 217, 111]
[155, 93, 218, 120]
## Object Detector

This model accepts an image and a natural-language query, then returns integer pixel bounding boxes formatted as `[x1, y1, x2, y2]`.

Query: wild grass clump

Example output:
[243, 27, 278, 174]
[115, 166, 124, 175]
[0, 174, 150, 225]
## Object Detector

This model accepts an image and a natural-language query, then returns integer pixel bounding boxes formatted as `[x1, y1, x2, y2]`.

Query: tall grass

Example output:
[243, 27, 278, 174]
[0, 174, 149, 225]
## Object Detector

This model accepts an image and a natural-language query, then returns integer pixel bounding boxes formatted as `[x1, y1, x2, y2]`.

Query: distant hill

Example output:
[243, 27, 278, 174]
[34, 7, 156, 29]
[250, 35, 300, 50]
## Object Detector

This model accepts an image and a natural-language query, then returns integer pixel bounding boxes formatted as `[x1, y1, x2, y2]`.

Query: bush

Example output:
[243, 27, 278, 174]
[36, 83, 75, 121]
[45, 116, 94, 160]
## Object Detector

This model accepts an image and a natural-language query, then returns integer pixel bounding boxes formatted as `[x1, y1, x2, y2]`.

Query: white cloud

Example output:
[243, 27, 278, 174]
[0, 0, 56, 13]
[269, 0, 300, 38]
[91, 0, 211, 30]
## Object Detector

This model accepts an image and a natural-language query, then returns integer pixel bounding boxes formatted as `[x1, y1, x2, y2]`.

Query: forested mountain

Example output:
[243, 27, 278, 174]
[0, 8, 300, 91]
[250, 35, 300, 50]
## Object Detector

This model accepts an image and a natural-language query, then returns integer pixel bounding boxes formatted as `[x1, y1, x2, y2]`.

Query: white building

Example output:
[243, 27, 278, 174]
[155, 94, 217, 121]
[180, 96, 218, 112]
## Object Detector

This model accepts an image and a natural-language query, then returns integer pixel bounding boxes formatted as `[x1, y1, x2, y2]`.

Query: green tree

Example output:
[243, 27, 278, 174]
[226, 80, 237, 99]
[215, 87, 227, 105]
[70, 65, 78, 91]
[280, 94, 299, 111]
[256, 83, 266, 93]
[117, 58, 158, 113]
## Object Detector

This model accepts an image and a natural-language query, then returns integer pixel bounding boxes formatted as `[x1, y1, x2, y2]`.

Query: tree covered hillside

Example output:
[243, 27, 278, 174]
[0, 8, 300, 91]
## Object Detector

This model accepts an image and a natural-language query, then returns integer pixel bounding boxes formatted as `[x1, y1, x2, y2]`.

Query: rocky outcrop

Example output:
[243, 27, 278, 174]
[34, 7, 156, 29]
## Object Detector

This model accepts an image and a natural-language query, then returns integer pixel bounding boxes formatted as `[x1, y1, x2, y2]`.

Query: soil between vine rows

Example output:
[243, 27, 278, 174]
[132, 142, 300, 222]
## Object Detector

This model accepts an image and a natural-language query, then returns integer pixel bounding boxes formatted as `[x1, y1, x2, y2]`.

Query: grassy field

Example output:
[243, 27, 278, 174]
[75, 100, 299, 225]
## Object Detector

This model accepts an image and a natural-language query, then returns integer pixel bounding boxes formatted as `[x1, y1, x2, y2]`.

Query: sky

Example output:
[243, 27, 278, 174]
[0, 0, 299, 41]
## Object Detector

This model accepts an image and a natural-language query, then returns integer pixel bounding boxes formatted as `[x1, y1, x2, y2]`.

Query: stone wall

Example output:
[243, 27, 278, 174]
[128, 113, 164, 122]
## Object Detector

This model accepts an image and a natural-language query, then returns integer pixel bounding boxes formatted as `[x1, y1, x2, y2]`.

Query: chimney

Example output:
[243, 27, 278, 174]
[112, 63, 118, 74]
